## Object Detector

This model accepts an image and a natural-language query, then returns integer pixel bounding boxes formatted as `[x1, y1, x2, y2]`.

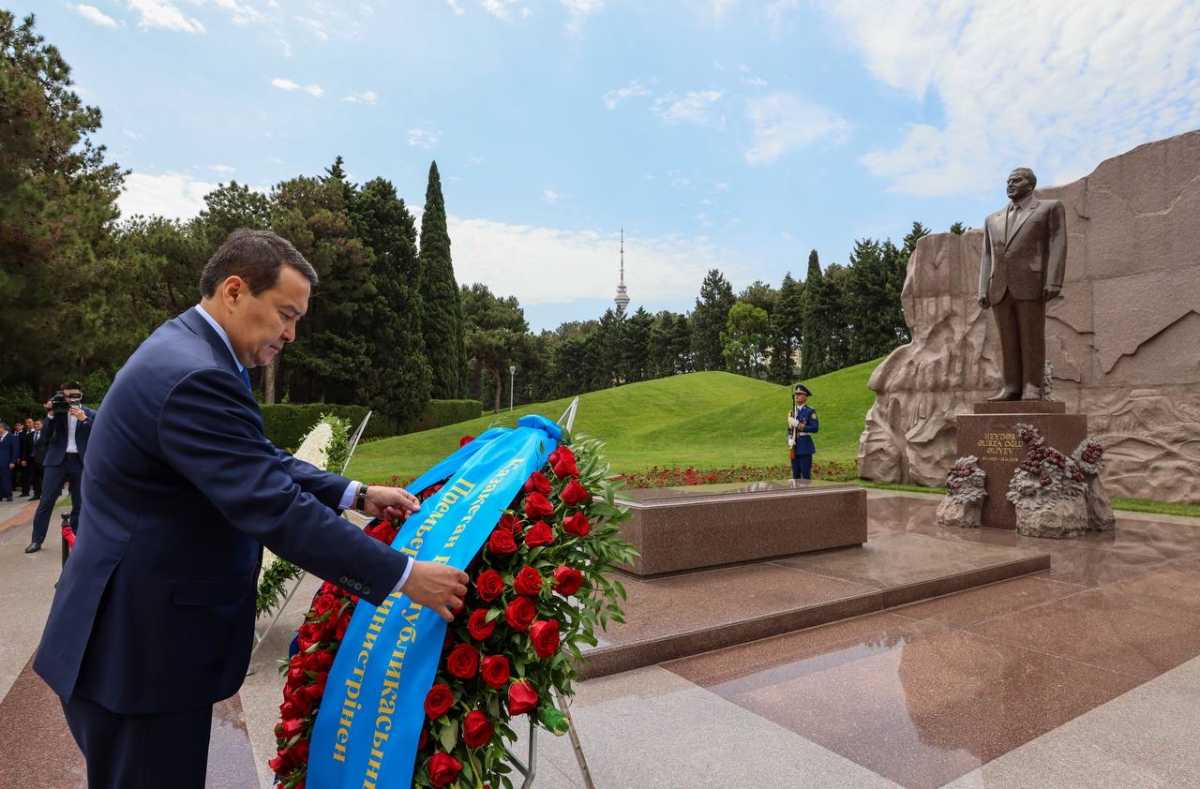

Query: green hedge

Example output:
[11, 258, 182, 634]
[407, 399, 483, 433]
[261, 404, 375, 451]
[261, 399, 483, 451]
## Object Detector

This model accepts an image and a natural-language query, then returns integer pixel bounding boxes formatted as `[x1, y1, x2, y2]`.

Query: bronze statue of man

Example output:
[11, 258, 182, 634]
[978, 167, 1067, 400]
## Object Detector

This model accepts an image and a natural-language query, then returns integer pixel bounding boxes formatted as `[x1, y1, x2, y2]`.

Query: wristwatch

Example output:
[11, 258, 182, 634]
[355, 484, 369, 512]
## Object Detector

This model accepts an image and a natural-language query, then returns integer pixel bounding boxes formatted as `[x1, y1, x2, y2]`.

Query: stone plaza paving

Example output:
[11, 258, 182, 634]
[2, 492, 1200, 787]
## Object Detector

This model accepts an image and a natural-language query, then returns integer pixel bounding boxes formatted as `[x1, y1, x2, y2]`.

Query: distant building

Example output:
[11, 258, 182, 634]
[615, 227, 630, 314]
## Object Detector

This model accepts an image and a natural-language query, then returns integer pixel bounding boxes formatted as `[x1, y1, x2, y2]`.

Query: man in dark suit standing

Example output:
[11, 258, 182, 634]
[29, 417, 46, 499]
[34, 229, 468, 789]
[0, 421, 17, 500]
[978, 167, 1067, 401]
[12, 421, 29, 495]
[24, 382, 96, 553]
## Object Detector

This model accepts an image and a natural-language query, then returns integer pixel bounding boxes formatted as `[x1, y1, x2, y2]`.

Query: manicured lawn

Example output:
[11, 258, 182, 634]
[347, 360, 883, 484]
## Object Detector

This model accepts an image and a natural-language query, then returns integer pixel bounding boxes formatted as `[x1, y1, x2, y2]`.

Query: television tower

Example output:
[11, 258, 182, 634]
[614, 227, 630, 314]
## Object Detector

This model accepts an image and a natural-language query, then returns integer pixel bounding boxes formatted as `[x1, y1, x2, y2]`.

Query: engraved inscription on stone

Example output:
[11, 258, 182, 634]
[975, 431, 1020, 462]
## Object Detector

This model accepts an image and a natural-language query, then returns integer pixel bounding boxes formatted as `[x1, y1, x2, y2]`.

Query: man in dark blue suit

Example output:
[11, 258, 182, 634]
[25, 382, 96, 553]
[0, 421, 17, 500]
[34, 230, 469, 788]
[787, 383, 819, 480]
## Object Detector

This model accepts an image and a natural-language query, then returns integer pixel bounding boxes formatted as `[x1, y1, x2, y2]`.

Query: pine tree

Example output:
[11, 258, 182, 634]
[351, 177, 431, 430]
[769, 273, 804, 383]
[419, 161, 465, 397]
[691, 269, 736, 371]
[621, 307, 653, 383]
[949, 221, 966, 235]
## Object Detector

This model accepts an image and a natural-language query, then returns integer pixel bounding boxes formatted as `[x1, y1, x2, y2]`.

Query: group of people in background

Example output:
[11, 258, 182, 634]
[0, 416, 47, 501]
[0, 381, 94, 555]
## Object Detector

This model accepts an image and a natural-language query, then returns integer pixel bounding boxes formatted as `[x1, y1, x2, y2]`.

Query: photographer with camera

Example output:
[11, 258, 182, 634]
[25, 382, 96, 554]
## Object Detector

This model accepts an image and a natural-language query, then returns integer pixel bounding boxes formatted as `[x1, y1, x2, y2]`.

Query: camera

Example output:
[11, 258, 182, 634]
[50, 391, 70, 415]
[50, 390, 81, 416]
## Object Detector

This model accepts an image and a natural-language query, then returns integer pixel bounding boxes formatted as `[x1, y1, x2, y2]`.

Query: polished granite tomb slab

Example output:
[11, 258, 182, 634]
[581, 492, 1051, 680]
[615, 479, 867, 576]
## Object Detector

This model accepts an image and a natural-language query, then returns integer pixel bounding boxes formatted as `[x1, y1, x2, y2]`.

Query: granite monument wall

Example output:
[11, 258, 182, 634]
[859, 129, 1200, 502]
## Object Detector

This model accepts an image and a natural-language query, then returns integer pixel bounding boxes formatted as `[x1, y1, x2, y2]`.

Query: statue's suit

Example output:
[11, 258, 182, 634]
[978, 195, 1067, 394]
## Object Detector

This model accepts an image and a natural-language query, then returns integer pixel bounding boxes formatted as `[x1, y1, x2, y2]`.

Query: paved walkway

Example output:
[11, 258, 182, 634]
[2, 493, 1199, 787]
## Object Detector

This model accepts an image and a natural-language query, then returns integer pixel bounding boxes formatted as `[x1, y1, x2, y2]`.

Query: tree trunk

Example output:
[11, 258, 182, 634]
[264, 358, 277, 404]
[493, 366, 503, 413]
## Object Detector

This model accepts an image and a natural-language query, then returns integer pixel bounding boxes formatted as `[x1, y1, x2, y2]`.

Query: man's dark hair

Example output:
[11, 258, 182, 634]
[199, 229, 318, 298]
[61, 381, 82, 391]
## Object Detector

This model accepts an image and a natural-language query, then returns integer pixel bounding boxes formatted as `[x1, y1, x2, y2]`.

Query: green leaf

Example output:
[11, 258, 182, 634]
[537, 704, 570, 735]
[439, 719, 458, 752]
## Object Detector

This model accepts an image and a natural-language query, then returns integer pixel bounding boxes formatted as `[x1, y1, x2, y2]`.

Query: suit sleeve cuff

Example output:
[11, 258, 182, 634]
[339, 481, 360, 511]
[391, 559, 414, 594]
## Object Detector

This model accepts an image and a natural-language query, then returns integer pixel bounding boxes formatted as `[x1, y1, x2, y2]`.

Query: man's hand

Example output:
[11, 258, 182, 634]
[69, 406, 87, 422]
[1042, 286, 1062, 302]
[978, 296, 991, 308]
[403, 561, 469, 622]
[788, 416, 799, 429]
[362, 485, 421, 520]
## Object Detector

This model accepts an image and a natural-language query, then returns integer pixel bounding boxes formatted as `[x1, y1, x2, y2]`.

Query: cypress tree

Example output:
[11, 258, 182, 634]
[419, 161, 465, 397]
[799, 251, 825, 379]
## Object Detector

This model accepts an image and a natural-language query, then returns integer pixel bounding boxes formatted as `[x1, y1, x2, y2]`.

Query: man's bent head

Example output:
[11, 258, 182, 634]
[198, 230, 318, 369]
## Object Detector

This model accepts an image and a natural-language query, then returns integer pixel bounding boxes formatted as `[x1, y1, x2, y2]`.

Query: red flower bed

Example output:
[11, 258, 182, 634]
[614, 460, 855, 489]
[271, 436, 634, 789]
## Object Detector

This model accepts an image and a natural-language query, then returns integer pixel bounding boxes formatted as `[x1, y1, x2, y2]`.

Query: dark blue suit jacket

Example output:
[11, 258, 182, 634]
[35, 307, 410, 714]
[40, 407, 97, 467]
[0, 432, 18, 466]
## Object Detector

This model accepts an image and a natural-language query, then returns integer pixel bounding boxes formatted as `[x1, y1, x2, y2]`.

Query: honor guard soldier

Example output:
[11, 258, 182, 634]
[787, 383, 819, 480]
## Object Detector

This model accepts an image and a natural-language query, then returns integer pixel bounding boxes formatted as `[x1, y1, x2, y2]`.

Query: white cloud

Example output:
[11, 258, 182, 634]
[543, 188, 562, 204]
[271, 78, 323, 97]
[430, 218, 749, 306]
[212, 0, 264, 25]
[743, 92, 850, 165]
[652, 90, 723, 126]
[128, 0, 205, 34]
[562, 0, 602, 32]
[122, 129, 143, 140]
[407, 128, 441, 149]
[209, 164, 236, 174]
[294, 15, 329, 40]
[446, 0, 465, 14]
[602, 79, 652, 110]
[74, 4, 120, 28]
[709, 0, 736, 18]
[481, 0, 527, 20]
[343, 90, 378, 105]
[119, 172, 217, 220]
[820, 0, 1200, 195]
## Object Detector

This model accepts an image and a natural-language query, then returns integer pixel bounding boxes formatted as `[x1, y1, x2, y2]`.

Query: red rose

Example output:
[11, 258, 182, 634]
[497, 512, 524, 537]
[312, 593, 338, 613]
[475, 569, 505, 602]
[561, 478, 591, 506]
[446, 643, 479, 679]
[463, 710, 494, 749]
[428, 752, 463, 787]
[335, 610, 351, 640]
[287, 665, 306, 686]
[530, 619, 561, 659]
[424, 683, 455, 719]
[513, 565, 543, 597]
[523, 491, 554, 519]
[507, 680, 538, 715]
[524, 520, 555, 547]
[303, 675, 327, 702]
[419, 726, 430, 751]
[487, 528, 518, 556]
[480, 655, 511, 689]
[467, 609, 495, 641]
[504, 597, 536, 632]
[563, 512, 590, 537]
[459, 434, 475, 447]
[283, 739, 309, 767]
[553, 565, 584, 596]
[280, 718, 304, 738]
[524, 471, 552, 495]
[551, 446, 579, 478]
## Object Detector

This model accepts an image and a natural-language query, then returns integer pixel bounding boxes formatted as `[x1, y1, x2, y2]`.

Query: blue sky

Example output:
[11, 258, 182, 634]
[17, 1, 1200, 330]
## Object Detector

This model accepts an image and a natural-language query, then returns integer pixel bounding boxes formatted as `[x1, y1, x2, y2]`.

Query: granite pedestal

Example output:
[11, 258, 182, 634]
[615, 480, 867, 576]
[957, 401, 1087, 529]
